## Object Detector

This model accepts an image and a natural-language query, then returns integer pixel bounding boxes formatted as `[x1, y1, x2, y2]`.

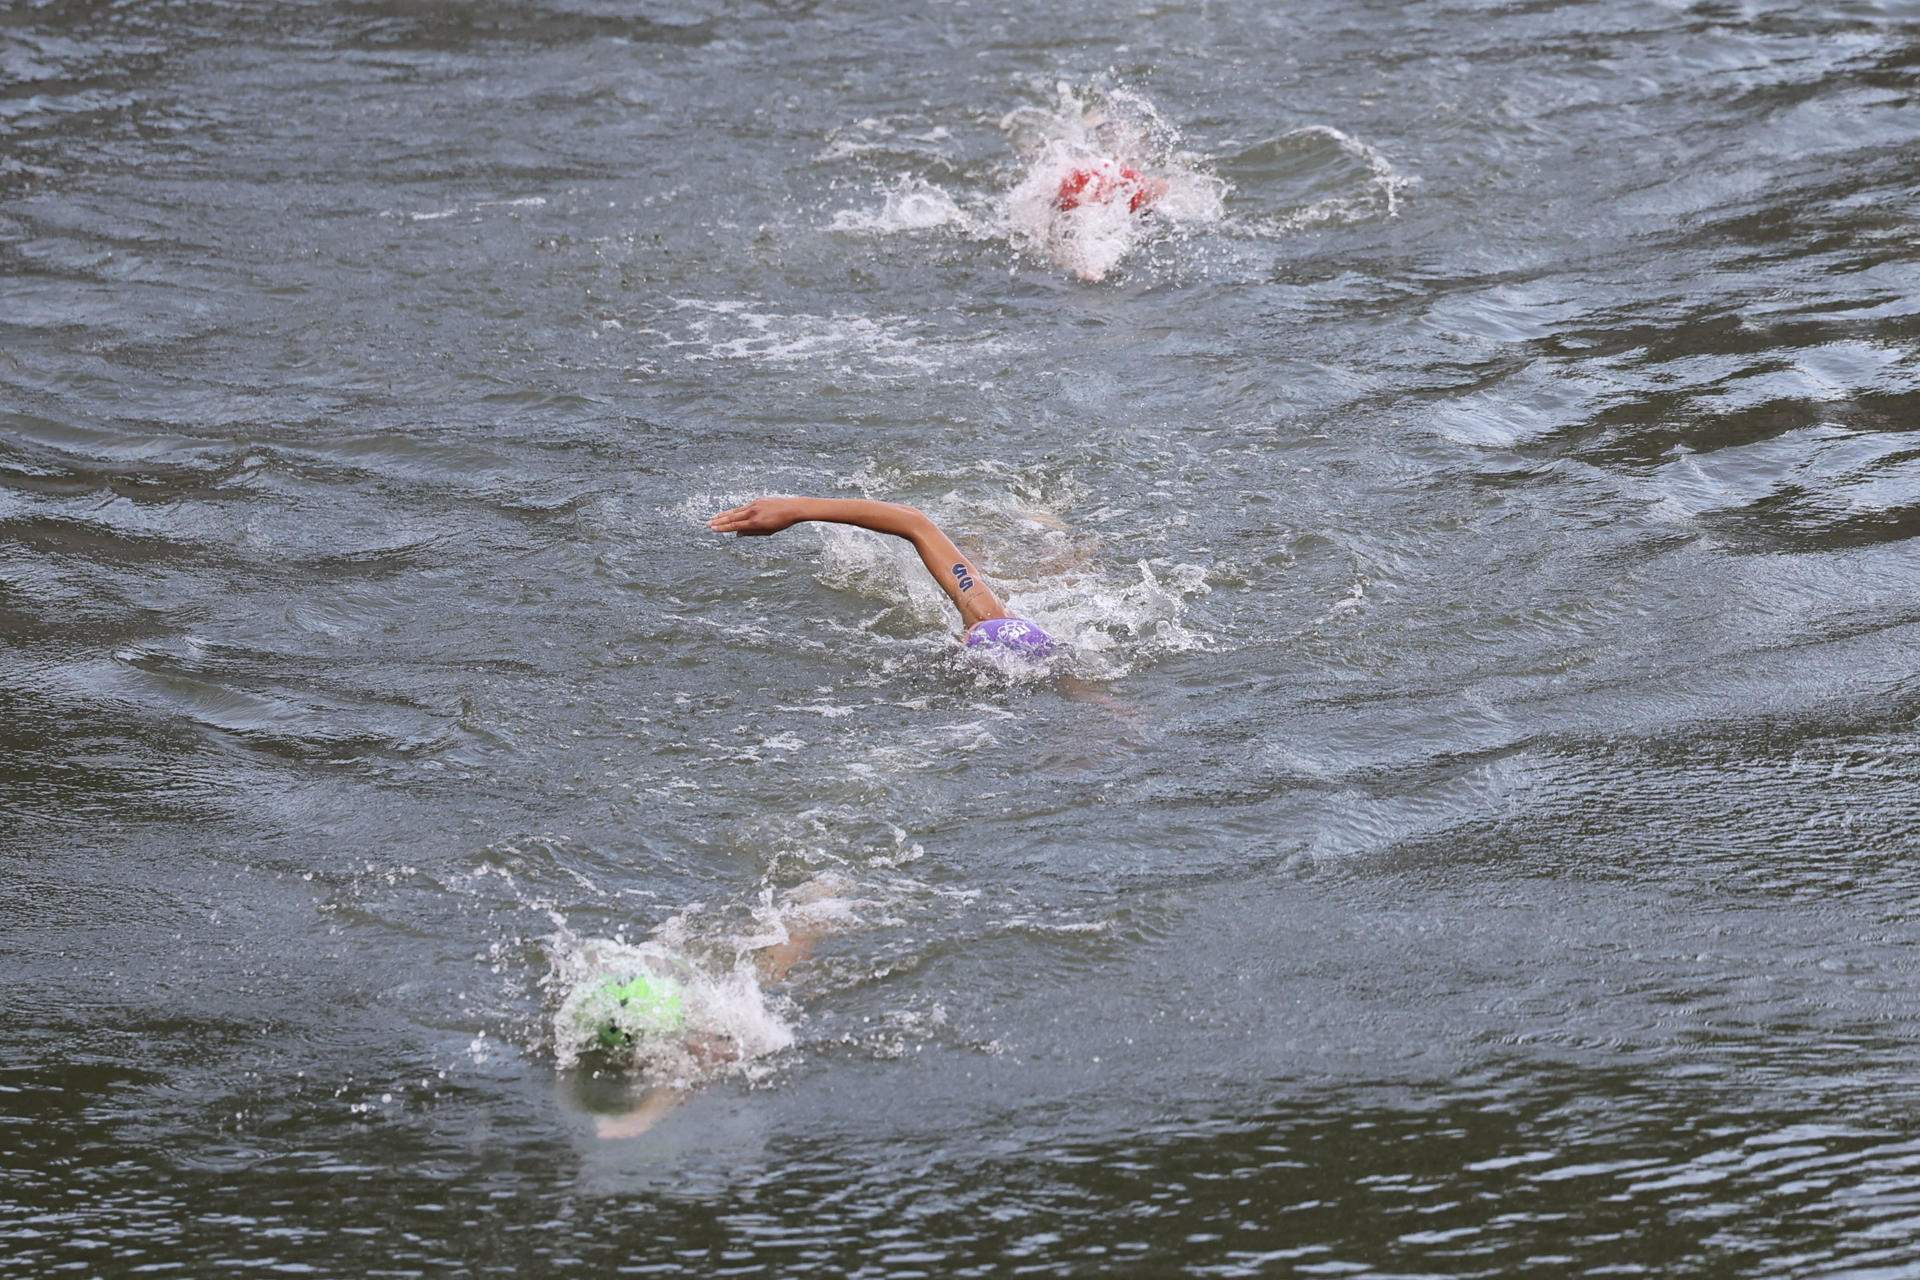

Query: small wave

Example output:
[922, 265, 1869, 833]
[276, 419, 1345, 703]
[1222, 126, 1413, 236]
[815, 116, 958, 166]
[1315, 575, 1372, 625]
[381, 195, 548, 223]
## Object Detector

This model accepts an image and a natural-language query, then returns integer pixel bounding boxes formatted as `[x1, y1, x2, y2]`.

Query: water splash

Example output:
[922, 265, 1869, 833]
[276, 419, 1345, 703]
[827, 81, 1225, 283]
[805, 489, 1212, 678]
[825, 85, 1410, 279]
[546, 932, 793, 1083]
[813, 522, 960, 631]
[999, 82, 1228, 282]
[829, 176, 971, 235]
[999, 557, 1214, 680]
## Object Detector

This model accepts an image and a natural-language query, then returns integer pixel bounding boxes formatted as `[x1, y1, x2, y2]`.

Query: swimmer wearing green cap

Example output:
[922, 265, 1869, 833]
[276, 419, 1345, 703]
[577, 966, 740, 1074]
[590, 971, 687, 1052]
[583, 922, 816, 1061]
[570, 916, 824, 1140]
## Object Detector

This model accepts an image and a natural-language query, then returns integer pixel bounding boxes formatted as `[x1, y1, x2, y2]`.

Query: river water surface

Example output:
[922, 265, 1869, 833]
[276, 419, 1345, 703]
[6, 0, 1920, 1275]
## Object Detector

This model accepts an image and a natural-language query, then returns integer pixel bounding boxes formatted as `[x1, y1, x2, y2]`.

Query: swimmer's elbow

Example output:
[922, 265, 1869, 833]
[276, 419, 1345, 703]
[885, 503, 937, 540]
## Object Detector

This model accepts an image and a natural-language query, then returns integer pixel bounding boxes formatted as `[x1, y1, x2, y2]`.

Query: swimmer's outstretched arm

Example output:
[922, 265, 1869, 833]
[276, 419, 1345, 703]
[709, 497, 1008, 629]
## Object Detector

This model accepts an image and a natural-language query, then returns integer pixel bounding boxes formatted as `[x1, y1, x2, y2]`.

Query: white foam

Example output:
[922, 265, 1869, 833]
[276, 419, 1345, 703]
[813, 523, 959, 629]
[547, 932, 794, 1083]
[831, 176, 973, 235]
[818, 82, 1226, 283]
[384, 195, 549, 223]
[1000, 557, 1214, 679]
[805, 492, 1211, 678]
[662, 298, 936, 374]
[998, 83, 1228, 283]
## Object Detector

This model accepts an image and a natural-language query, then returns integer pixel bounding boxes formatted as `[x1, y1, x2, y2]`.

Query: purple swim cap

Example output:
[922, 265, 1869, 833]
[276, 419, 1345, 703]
[966, 617, 1057, 659]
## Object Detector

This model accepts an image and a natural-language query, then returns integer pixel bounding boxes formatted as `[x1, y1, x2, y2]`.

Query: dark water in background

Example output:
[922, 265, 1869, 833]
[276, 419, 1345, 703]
[6, 0, 1920, 1273]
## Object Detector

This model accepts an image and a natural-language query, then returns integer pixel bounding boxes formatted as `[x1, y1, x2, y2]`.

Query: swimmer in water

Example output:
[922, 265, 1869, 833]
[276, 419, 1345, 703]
[574, 910, 824, 1140]
[708, 497, 1058, 659]
[1055, 162, 1168, 215]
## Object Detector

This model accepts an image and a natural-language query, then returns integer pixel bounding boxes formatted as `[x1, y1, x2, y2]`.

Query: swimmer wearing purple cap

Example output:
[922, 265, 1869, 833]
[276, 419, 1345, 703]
[708, 496, 1057, 660]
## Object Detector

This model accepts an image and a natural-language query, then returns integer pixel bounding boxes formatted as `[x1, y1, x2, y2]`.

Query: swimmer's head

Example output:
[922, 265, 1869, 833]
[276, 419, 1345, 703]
[592, 972, 687, 1052]
[1055, 164, 1164, 215]
[966, 616, 1058, 660]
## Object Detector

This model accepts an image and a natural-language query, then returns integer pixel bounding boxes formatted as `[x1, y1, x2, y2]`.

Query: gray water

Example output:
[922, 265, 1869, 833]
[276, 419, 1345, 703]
[6, 0, 1920, 1274]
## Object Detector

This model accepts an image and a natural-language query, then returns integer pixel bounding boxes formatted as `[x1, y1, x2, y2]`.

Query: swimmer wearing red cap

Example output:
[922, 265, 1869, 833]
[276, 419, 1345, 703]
[709, 497, 1057, 658]
[1056, 163, 1168, 215]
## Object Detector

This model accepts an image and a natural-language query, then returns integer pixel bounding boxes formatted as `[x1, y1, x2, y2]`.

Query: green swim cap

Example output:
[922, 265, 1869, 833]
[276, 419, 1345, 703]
[593, 972, 686, 1051]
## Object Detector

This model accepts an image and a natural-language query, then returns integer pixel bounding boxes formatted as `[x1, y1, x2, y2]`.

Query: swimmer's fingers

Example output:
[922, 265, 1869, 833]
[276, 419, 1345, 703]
[707, 501, 772, 534]
[707, 504, 757, 533]
[707, 498, 802, 536]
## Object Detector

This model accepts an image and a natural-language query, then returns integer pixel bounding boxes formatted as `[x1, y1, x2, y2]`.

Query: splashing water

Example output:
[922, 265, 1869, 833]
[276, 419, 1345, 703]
[547, 933, 793, 1083]
[829, 176, 970, 235]
[999, 557, 1214, 679]
[807, 493, 1212, 678]
[826, 82, 1226, 283]
[1000, 83, 1228, 282]
[544, 869, 892, 1084]
[813, 522, 959, 633]
[825, 85, 1411, 283]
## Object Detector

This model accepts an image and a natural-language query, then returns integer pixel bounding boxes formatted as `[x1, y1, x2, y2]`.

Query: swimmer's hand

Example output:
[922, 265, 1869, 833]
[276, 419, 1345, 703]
[708, 498, 809, 537]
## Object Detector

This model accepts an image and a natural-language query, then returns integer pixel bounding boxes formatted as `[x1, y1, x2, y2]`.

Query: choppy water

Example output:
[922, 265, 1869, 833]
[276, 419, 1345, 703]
[6, 0, 1920, 1274]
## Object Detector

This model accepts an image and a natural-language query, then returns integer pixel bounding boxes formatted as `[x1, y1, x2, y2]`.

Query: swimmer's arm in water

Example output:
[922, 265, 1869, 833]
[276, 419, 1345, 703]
[709, 497, 1008, 629]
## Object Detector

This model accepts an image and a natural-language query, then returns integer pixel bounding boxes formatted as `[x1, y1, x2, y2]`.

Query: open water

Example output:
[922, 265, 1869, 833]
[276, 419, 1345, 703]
[6, 0, 1920, 1275]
